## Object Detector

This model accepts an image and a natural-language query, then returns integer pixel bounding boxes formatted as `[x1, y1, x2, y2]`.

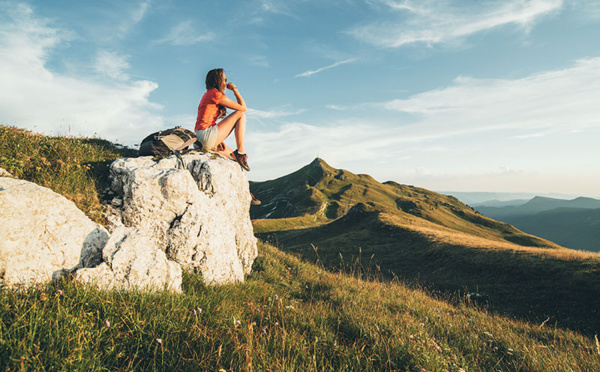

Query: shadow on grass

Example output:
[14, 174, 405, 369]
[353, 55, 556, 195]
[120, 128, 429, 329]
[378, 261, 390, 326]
[259, 214, 600, 335]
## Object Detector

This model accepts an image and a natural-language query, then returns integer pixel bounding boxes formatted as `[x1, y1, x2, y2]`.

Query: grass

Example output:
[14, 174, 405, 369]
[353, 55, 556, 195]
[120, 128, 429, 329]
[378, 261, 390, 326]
[251, 158, 560, 249]
[2, 126, 600, 370]
[0, 125, 137, 224]
[1, 242, 599, 371]
[251, 160, 600, 334]
[258, 204, 600, 334]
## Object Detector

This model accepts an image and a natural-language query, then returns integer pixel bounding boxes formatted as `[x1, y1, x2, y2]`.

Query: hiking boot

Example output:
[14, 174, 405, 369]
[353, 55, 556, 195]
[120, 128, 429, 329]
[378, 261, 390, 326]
[250, 193, 261, 205]
[231, 149, 250, 171]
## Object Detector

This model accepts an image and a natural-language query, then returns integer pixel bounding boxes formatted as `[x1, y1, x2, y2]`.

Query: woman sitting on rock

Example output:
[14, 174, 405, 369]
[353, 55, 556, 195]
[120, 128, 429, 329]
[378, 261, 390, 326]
[195, 68, 250, 171]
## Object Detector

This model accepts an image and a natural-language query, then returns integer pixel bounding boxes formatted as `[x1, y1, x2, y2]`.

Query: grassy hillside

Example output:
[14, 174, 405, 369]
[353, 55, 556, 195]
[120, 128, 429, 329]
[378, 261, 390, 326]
[1, 242, 599, 371]
[2, 127, 599, 370]
[252, 158, 559, 249]
[0, 125, 136, 224]
[251, 159, 600, 333]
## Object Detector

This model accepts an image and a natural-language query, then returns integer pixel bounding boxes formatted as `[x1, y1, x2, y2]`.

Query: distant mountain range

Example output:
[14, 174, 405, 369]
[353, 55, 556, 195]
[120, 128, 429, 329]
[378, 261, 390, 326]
[474, 196, 600, 252]
[250, 158, 600, 332]
[440, 191, 580, 206]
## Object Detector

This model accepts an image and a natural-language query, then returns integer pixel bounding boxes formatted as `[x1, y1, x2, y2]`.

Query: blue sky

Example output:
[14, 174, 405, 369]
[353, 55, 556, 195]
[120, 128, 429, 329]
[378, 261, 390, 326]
[1, 0, 599, 196]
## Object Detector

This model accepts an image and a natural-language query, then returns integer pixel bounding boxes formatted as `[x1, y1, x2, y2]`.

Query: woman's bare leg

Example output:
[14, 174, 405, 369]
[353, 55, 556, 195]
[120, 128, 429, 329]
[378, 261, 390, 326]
[215, 111, 246, 153]
[214, 143, 234, 159]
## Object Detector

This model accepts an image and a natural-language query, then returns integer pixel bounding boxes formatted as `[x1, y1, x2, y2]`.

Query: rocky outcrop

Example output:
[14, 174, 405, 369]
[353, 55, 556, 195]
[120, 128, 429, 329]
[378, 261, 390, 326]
[84, 152, 258, 286]
[0, 177, 108, 287]
[0, 167, 12, 177]
[0, 152, 257, 290]
[76, 227, 182, 291]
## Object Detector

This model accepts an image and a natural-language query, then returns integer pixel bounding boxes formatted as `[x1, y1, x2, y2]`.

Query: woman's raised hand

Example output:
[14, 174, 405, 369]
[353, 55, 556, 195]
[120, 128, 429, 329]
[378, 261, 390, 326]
[226, 82, 237, 91]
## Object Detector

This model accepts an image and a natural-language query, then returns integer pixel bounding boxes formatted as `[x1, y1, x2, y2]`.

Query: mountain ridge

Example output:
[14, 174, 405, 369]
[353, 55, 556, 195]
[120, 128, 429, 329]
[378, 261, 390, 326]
[250, 158, 600, 333]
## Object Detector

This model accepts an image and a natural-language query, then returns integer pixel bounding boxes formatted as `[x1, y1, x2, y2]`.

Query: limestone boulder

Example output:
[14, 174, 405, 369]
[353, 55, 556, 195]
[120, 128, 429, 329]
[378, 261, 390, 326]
[0, 167, 12, 177]
[106, 153, 258, 285]
[76, 227, 182, 291]
[0, 177, 108, 287]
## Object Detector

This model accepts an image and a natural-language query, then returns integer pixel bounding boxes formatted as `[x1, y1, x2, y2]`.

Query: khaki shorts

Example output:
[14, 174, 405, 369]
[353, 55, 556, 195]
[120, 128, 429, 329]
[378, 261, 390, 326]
[196, 125, 219, 151]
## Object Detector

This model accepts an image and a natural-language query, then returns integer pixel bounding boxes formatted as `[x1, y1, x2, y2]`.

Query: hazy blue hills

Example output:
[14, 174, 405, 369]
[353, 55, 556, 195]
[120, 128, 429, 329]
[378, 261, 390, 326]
[441, 191, 575, 206]
[475, 197, 600, 252]
[477, 196, 600, 218]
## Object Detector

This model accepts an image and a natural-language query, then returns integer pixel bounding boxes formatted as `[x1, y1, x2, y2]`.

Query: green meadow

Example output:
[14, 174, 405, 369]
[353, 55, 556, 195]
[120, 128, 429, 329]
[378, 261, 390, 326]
[1, 125, 599, 371]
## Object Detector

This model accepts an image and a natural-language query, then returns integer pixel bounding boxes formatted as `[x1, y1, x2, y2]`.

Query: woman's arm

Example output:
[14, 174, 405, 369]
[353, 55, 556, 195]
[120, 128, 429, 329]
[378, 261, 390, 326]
[218, 83, 247, 112]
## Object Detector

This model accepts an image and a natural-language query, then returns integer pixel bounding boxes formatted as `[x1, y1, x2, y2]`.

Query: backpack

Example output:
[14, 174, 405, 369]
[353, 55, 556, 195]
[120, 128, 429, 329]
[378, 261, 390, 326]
[139, 127, 198, 168]
[139, 127, 198, 156]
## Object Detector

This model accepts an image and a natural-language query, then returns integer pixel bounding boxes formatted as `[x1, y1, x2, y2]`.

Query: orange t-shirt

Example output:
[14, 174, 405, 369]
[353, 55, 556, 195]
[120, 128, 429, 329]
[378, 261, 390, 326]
[195, 88, 224, 131]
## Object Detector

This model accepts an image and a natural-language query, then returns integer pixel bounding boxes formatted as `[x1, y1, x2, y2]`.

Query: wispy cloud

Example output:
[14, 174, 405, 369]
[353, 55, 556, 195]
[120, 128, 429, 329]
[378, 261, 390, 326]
[352, 0, 563, 48]
[247, 107, 305, 119]
[94, 50, 131, 80]
[118, 1, 150, 36]
[0, 2, 164, 145]
[379, 57, 600, 138]
[246, 56, 600, 195]
[295, 58, 357, 78]
[155, 21, 214, 46]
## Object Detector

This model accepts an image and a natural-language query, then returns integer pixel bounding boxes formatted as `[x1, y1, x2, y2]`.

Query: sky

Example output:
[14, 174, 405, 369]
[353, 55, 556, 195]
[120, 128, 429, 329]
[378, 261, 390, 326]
[1, 0, 599, 197]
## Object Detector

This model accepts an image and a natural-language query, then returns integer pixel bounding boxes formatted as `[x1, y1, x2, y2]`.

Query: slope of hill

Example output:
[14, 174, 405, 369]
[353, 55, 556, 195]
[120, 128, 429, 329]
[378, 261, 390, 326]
[251, 158, 557, 249]
[1, 126, 599, 369]
[3, 242, 599, 371]
[0, 125, 137, 224]
[251, 159, 600, 333]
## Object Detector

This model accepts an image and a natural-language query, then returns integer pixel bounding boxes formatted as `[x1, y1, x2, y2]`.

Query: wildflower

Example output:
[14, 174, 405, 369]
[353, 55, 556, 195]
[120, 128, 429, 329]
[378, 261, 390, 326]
[262, 328, 267, 334]
[156, 338, 162, 345]
[198, 307, 202, 314]
[57, 289, 63, 295]
[274, 294, 279, 300]
[193, 309, 196, 316]
[235, 320, 241, 326]
[484, 331, 494, 338]
[105, 320, 110, 328]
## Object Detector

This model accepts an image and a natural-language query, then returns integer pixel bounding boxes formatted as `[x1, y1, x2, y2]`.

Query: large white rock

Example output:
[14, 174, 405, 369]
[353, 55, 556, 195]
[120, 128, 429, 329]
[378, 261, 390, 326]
[0, 177, 108, 287]
[105, 153, 258, 285]
[76, 226, 182, 291]
[0, 167, 12, 177]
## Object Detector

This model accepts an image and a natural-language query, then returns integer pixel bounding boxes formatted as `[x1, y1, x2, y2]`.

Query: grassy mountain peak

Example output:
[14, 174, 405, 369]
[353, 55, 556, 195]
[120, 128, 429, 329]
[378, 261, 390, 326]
[251, 158, 558, 249]
[251, 158, 600, 333]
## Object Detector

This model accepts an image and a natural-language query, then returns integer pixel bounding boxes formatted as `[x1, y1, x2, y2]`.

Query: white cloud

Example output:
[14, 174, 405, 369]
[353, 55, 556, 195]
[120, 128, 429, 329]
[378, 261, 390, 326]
[118, 1, 150, 36]
[155, 21, 214, 46]
[0, 2, 165, 145]
[94, 50, 131, 80]
[246, 57, 600, 196]
[352, 0, 563, 48]
[295, 58, 357, 78]
[380, 57, 600, 138]
[247, 107, 305, 119]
